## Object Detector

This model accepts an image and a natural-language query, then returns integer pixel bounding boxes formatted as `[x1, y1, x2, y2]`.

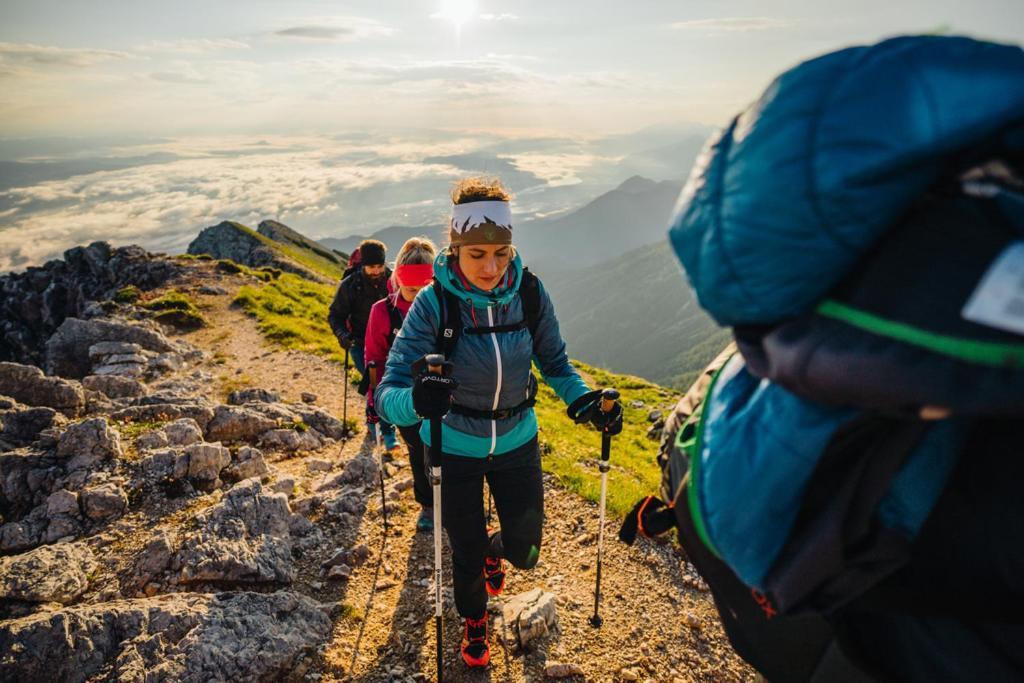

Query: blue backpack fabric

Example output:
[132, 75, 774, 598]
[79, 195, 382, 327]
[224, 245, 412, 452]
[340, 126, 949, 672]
[668, 35, 1024, 326]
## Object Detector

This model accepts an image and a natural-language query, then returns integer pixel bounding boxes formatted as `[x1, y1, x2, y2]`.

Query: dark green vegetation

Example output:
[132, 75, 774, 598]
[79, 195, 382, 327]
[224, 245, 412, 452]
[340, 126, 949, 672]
[544, 241, 731, 390]
[233, 274, 342, 361]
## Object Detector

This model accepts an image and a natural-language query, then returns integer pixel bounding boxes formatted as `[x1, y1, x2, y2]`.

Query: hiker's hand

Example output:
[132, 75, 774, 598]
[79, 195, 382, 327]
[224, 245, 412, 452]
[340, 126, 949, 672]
[365, 403, 380, 425]
[589, 400, 623, 436]
[338, 333, 354, 350]
[619, 496, 676, 545]
[412, 373, 459, 420]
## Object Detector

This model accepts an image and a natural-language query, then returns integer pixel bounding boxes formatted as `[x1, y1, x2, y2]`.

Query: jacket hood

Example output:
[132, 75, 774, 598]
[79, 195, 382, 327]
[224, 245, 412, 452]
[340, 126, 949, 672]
[433, 250, 523, 308]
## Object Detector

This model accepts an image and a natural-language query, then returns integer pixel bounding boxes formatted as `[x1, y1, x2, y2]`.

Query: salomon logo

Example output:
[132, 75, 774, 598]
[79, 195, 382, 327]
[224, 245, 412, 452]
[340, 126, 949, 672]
[443, 329, 454, 338]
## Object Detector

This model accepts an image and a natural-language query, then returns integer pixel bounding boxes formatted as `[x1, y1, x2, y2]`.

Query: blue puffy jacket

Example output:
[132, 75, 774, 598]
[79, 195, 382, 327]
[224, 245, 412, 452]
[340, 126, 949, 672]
[669, 35, 1024, 326]
[668, 35, 1023, 593]
[375, 251, 590, 458]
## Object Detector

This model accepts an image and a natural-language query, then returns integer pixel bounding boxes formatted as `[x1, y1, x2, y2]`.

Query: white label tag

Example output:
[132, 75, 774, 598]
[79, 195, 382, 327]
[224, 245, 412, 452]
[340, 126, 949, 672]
[962, 241, 1024, 336]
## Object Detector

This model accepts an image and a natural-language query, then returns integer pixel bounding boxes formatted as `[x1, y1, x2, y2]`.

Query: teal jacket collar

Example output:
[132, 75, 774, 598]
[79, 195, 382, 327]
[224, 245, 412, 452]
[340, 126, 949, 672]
[433, 251, 523, 308]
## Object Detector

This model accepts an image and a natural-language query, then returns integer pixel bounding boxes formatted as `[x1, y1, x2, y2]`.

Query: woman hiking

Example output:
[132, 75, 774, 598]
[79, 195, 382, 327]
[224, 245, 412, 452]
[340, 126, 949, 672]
[375, 177, 623, 668]
[364, 236, 437, 532]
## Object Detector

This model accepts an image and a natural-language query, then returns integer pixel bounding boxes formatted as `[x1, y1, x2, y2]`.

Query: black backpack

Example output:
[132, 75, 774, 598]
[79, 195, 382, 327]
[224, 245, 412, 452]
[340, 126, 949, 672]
[429, 268, 544, 421]
[432, 267, 543, 359]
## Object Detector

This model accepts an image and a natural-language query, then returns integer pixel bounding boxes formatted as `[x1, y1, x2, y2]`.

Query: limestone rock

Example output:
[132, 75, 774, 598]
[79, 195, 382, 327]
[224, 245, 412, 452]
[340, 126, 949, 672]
[126, 530, 176, 595]
[45, 317, 174, 379]
[163, 418, 203, 446]
[205, 405, 277, 443]
[1, 406, 64, 446]
[0, 362, 85, 417]
[172, 478, 297, 584]
[258, 428, 323, 452]
[223, 446, 269, 483]
[0, 542, 97, 604]
[56, 417, 123, 470]
[301, 392, 317, 404]
[80, 483, 128, 520]
[297, 407, 346, 440]
[545, 662, 585, 678]
[495, 588, 559, 654]
[227, 388, 281, 405]
[183, 442, 231, 491]
[0, 591, 330, 681]
[82, 374, 146, 399]
[111, 403, 215, 430]
[135, 429, 169, 451]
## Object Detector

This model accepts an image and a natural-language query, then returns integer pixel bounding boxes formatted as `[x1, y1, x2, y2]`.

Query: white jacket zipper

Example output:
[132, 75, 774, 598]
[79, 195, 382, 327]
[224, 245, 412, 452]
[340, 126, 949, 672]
[487, 305, 501, 454]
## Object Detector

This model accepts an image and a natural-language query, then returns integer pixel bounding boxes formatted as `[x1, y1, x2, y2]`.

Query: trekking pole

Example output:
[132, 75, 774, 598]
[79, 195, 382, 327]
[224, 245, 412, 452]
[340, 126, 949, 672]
[342, 347, 350, 438]
[425, 353, 447, 682]
[368, 362, 388, 533]
[590, 388, 620, 628]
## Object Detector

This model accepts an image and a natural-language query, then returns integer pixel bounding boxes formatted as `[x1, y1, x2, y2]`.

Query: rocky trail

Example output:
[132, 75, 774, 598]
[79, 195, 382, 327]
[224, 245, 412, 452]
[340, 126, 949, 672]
[0, 247, 753, 682]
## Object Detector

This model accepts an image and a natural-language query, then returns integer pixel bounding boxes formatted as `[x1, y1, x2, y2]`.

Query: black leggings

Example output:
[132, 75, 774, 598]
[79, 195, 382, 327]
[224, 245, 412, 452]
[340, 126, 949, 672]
[441, 436, 544, 619]
[397, 423, 432, 507]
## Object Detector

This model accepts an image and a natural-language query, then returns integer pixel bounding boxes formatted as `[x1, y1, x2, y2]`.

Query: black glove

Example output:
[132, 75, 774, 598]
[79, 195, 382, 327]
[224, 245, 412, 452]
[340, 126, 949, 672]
[619, 496, 677, 545]
[412, 372, 458, 420]
[365, 403, 379, 425]
[589, 401, 623, 435]
[567, 389, 624, 436]
[338, 333, 354, 350]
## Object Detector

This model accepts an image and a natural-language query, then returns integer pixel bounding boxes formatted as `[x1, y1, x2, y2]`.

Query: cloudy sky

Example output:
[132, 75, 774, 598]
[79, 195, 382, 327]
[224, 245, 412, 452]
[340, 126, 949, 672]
[1, 0, 1022, 271]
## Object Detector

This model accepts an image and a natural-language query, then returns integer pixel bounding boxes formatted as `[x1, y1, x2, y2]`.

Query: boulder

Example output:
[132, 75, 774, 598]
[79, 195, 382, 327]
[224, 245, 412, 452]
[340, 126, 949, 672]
[81, 374, 146, 399]
[88, 341, 143, 359]
[0, 542, 97, 604]
[495, 588, 559, 654]
[172, 478, 297, 584]
[56, 418, 123, 470]
[222, 446, 269, 483]
[297, 407, 346, 440]
[205, 405, 277, 443]
[111, 404, 215, 431]
[227, 388, 281, 405]
[258, 428, 323, 452]
[0, 591, 331, 681]
[80, 483, 128, 520]
[135, 429, 169, 451]
[45, 317, 174, 379]
[0, 406, 63, 445]
[0, 362, 85, 416]
[126, 530, 176, 595]
[163, 418, 203, 446]
[183, 442, 231, 491]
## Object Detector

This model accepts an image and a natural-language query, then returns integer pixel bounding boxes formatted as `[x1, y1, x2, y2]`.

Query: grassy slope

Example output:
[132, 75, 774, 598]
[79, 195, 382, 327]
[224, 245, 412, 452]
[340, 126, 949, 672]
[230, 221, 346, 281]
[233, 272, 673, 516]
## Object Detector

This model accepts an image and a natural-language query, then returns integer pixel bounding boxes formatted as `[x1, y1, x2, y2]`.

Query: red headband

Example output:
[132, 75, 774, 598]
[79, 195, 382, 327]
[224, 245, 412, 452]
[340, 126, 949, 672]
[396, 263, 434, 287]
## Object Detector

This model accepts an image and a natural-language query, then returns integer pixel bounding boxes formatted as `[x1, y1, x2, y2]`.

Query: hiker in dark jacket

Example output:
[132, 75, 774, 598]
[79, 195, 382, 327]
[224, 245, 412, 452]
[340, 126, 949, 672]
[327, 239, 391, 375]
[375, 177, 623, 669]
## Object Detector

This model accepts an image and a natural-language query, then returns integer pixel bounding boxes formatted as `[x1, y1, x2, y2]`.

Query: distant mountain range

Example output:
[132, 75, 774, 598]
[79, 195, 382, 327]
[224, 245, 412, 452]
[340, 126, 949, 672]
[542, 241, 729, 390]
[321, 175, 685, 273]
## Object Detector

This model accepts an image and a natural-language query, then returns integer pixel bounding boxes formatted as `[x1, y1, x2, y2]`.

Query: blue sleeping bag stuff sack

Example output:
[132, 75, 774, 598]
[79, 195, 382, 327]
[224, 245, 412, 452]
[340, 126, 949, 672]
[669, 35, 1024, 326]
[692, 354, 964, 593]
[666, 35, 1024, 616]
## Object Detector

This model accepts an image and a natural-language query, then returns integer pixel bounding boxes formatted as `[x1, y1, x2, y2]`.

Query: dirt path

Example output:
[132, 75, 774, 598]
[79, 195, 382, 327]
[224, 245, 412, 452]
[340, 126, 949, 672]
[167, 265, 754, 682]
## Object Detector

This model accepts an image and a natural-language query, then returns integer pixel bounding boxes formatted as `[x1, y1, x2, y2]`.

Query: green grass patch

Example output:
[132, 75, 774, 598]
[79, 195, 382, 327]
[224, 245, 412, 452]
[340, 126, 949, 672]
[115, 419, 168, 442]
[141, 291, 207, 330]
[114, 285, 141, 304]
[535, 360, 674, 517]
[233, 273, 344, 361]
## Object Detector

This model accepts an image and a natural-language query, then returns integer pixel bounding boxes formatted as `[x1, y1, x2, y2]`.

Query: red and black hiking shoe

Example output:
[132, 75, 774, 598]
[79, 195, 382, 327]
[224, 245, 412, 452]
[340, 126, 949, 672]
[461, 616, 490, 667]
[483, 555, 506, 596]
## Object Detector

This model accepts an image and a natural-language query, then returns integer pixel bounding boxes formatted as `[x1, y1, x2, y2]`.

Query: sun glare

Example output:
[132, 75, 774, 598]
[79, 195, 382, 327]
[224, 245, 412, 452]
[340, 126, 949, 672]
[438, 0, 477, 29]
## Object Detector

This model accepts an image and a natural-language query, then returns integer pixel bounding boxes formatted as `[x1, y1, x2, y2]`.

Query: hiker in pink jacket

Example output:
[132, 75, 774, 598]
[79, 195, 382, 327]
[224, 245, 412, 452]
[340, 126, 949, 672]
[365, 237, 437, 531]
